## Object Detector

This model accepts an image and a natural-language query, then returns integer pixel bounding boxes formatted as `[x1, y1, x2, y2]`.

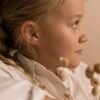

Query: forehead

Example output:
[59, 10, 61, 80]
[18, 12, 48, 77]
[59, 0, 85, 19]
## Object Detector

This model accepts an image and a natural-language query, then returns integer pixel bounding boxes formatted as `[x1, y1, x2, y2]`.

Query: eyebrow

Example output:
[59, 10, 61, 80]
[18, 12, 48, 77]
[68, 14, 84, 20]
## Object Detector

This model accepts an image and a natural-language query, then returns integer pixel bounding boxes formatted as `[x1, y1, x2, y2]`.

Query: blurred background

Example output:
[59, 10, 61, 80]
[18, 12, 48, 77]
[81, 0, 100, 66]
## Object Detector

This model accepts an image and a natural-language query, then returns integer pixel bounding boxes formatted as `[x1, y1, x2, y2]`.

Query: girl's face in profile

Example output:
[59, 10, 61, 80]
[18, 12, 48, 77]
[38, 0, 87, 69]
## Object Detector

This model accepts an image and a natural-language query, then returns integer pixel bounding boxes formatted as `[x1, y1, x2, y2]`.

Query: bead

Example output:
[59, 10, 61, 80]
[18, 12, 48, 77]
[64, 92, 72, 100]
[94, 63, 100, 74]
[85, 66, 94, 78]
[39, 84, 46, 90]
[91, 77, 99, 87]
[57, 67, 65, 81]
[59, 57, 69, 67]
[92, 87, 98, 96]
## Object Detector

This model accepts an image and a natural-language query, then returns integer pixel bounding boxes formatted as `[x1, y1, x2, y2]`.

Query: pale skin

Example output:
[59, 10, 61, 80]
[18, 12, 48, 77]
[20, 0, 87, 73]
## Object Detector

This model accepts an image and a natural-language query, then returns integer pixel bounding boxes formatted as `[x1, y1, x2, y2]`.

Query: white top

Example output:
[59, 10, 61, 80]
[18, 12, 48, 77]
[0, 55, 99, 100]
[0, 60, 53, 100]
[61, 63, 99, 100]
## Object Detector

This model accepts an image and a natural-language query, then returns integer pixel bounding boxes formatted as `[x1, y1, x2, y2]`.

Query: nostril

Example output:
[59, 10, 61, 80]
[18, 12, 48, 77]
[83, 37, 88, 43]
[79, 35, 88, 43]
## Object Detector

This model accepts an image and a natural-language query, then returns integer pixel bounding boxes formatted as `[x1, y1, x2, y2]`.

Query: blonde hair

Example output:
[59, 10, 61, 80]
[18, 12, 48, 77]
[0, 0, 65, 59]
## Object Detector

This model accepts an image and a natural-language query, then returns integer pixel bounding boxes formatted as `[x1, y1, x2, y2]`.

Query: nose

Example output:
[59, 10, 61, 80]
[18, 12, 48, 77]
[79, 33, 88, 43]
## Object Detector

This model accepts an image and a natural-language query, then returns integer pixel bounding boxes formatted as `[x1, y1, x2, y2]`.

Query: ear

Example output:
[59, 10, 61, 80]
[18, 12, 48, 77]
[21, 21, 40, 46]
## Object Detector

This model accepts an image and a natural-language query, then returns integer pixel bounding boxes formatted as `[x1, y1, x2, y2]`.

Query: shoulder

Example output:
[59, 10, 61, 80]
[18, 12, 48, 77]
[0, 60, 13, 78]
[0, 60, 24, 79]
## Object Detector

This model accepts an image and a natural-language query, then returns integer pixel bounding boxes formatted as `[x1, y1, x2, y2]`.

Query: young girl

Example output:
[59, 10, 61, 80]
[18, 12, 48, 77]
[0, 0, 98, 100]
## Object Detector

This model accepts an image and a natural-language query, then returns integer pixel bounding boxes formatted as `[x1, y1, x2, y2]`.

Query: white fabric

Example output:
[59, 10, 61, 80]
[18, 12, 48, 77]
[0, 60, 52, 100]
[61, 62, 99, 100]
[74, 62, 99, 100]
[0, 57, 99, 100]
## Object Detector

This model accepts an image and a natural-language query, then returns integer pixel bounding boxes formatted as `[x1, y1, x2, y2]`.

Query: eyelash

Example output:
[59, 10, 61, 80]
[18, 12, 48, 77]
[71, 20, 80, 30]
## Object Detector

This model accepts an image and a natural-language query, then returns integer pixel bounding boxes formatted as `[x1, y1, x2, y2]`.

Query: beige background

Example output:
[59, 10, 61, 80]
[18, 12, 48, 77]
[81, 0, 100, 65]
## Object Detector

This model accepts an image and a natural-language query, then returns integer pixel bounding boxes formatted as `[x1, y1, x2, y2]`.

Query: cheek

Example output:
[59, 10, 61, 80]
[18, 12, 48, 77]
[42, 31, 75, 57]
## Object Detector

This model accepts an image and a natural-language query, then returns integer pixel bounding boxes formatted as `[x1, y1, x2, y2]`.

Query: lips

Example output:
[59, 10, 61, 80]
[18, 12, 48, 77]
[75, 49, 82, 54]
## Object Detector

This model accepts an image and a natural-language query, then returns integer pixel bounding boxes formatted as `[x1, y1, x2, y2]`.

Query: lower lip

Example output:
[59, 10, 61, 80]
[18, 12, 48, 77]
[75, 51, 82, 54]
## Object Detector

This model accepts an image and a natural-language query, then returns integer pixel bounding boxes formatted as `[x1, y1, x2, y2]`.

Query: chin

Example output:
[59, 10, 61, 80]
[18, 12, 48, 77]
[68, 60, 80, 68]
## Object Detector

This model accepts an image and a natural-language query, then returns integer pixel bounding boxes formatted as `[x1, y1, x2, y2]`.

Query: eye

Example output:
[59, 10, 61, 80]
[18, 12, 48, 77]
[71, 20, 80, 30]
